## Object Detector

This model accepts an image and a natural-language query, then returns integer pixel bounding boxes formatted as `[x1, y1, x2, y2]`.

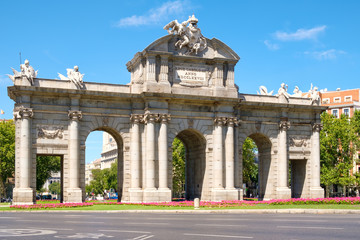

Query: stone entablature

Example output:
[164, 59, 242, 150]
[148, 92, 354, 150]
[8, 23, 326, 204]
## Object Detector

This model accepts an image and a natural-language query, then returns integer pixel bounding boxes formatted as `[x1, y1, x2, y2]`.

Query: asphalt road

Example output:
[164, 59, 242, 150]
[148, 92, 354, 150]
[0, 212, 359, 239]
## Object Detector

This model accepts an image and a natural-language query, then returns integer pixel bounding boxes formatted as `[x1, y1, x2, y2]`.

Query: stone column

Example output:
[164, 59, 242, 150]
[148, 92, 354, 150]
[13, 107, 34, 205]
[277, 120, 291, 198]
[213, 117, 226, 189]
[130, 114, 142, 189]
[145, 113, 157, 189]
[225, 118, 235, 189]
[158, 114, 171, 189]
[18, 108, 33, 190]
[68, 110, 82, 188]
[67, 110, 82, 202]
[310, 123, 325, 197]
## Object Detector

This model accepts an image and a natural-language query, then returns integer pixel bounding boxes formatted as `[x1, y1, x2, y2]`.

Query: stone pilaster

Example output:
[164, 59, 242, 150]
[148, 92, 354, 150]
[215, 64, 224, 88]
[213, 117, 226, 189]
[226, 64, 235, 88]
[146, 55, 156, 83]
[13, 107, 34, 205]
[277, 120, 291, 199]
[66, 109, 82, 203]
[159, 56, 169, 83]
[310, 123, 324, 198]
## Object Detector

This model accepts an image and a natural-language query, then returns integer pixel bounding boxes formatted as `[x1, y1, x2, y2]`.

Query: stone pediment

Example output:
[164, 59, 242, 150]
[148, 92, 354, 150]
[138, 35, 240, 61]
[127, 35, 240, 98]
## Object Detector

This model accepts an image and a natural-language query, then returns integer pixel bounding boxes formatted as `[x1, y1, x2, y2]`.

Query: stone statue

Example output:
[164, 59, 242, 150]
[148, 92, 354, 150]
[257, 86, 274, 95]
[309, 85, 320, 105]
[7, 59, 38, 85]
[292, 86, 303, 97]
[58, 66, 84, 89]
[164, 14, 207, 55]
[276, 83, 291, 99]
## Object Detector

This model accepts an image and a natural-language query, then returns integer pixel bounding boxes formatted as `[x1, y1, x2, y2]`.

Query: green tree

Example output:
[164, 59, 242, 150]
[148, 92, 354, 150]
[0, 120, 15, 198]
[320, 112, 360, 197]
[48, 181, 61, 196]
[242, 138, 258, 189]
[36, 156, 61, 191]
[172, 137, 185, 198]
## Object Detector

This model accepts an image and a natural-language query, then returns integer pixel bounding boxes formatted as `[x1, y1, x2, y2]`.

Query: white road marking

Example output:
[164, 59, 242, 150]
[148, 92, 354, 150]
[132, 235, 154, 240]
[273, 219, 328, 222]
[99, 230, 152, 234]
[124, 222, 169, 225]
[184, 233, 253, 239]
[16, 220, 47, 222]
[65, 221, 105, 224]
[0, 229, 57, 237]
[196, 224, 246, 227]
[27, 227, 73, 231]
[277, 226, 344, 230]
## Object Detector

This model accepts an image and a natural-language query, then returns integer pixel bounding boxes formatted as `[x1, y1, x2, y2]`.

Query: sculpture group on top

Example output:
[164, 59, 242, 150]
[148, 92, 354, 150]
[7, 59, 38, 85]
[257, 83, 321, 105]
[58, 66, 84, 89]
[7, 60, 84, 89]
[164, 14, 207, 55]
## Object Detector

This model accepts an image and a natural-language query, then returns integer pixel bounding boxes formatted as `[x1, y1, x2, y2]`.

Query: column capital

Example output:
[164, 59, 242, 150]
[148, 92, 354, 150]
[144, 113, 157, 124]
[15, 107, 33, 119]
[227, 117, 239, 126]
[312, 123, 323, 132]
[157, 113, 171, 123]
[279, 120, 290, 131]
[130, 114, 144, 124]
[214, 116, 227, 126]
[68, 110, 82, 121]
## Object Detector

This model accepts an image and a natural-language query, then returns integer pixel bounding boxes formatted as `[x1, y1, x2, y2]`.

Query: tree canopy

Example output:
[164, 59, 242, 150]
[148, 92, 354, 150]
[0, 120, 15, 197]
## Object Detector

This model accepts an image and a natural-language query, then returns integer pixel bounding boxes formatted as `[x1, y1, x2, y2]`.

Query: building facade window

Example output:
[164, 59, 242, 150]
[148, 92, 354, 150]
[332, 109, 339, 118]
[344, 96, 352, 102]
[322, 98, 330, 104]
[343, 108, 350, 117]
[334, 97, 341, 103]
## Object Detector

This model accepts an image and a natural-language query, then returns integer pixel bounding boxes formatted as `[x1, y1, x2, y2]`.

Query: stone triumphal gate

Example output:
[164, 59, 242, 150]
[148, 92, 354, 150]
[8, 16, 325, 205]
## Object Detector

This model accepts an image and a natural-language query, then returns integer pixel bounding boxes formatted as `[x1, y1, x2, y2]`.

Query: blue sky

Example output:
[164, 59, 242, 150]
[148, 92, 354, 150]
[1, 0, 359, 163]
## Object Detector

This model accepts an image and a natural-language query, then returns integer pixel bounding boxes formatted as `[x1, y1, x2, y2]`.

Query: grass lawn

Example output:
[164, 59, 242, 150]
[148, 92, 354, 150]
[2, 203, 360, 211]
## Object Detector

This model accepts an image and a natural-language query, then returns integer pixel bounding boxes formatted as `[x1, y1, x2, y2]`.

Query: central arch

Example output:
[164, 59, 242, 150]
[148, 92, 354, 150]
[246, 133, 272, 200]
[83, 126, 124, 202]
[173, 129, 206, 200]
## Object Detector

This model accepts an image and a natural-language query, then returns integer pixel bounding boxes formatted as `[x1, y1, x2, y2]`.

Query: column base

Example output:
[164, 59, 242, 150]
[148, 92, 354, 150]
[64, 188, 82, 203]
[211, 188, 242, 201]
[12, 188, 35, 205]
[128, 188, 143, 202]
[310, 187, 325, 198]
[143, 188, 172, 202]
[276, 187, 291, 199]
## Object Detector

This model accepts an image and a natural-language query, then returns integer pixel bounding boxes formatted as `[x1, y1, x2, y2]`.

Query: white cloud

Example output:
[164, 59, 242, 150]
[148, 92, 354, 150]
[264, 40, 279, 50]
[116, 0, 188, 27]
[275, 25, 326, 41]
[304, 49, 346, 60]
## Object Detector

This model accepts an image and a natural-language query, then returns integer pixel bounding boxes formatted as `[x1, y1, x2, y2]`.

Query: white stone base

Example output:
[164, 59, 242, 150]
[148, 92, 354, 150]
[276, 187, 291, 199]
[211, 188, 242, 201]
[310, 187, 325, 198]
[12, 188, 34, 205]
[64, 188, 82, 203]
[128, 188, 144, 202]
[143, 188, 172, 202]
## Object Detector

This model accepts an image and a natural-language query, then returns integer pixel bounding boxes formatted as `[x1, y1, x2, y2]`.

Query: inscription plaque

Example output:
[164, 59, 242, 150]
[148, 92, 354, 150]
[175, 66, 207, 86]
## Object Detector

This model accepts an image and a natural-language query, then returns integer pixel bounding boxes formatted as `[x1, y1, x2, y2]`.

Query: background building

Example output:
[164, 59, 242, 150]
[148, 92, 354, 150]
[320, 88, 360, 118]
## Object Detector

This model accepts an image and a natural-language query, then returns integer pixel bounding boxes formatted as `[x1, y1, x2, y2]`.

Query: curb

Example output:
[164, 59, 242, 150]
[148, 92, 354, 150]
[1, 209, 360, 214]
